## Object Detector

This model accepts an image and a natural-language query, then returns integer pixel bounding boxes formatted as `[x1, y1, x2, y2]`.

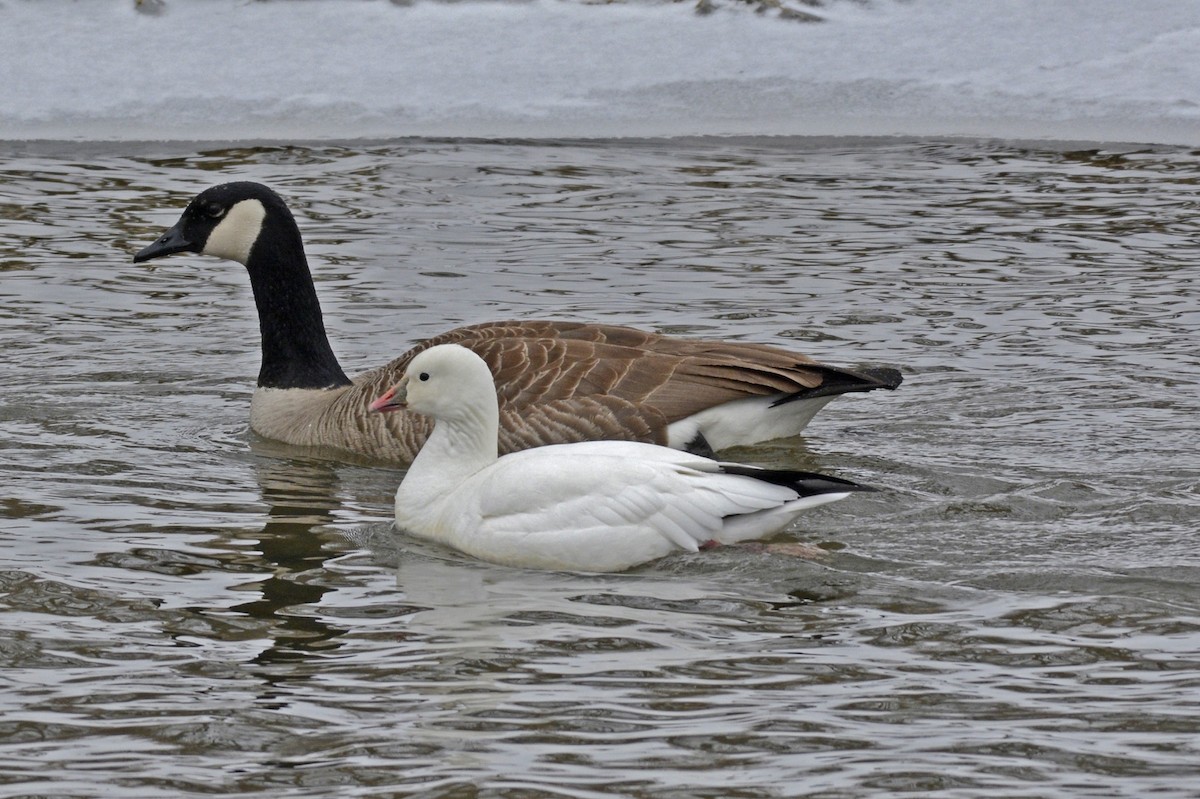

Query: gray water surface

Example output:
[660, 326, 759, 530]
[1, 137, 1198, 797]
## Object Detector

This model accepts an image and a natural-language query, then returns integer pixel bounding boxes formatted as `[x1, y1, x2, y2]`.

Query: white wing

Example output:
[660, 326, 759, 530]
[442, 447, 800, 571]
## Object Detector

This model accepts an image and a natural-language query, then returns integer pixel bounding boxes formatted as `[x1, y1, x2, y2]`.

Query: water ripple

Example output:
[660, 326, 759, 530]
[1, 137, 1198, 797]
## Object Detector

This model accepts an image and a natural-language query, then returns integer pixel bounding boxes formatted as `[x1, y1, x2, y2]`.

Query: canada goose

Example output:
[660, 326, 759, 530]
[133, 181, 902, 463]
[370, 344, 872, 571]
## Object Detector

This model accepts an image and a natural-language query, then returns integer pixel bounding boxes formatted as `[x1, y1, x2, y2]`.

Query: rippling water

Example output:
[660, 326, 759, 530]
[2, 137, 1198, 797]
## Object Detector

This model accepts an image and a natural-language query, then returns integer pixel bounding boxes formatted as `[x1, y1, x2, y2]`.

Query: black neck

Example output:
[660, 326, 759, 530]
[244, 214, 352, 390]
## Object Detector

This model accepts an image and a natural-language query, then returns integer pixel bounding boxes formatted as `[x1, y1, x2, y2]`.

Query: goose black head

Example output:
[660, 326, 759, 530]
[133, 182, 289, 266]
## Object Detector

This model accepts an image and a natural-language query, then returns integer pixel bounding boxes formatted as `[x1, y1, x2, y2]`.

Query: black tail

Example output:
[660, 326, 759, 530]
[719, 465, 875, 497]
[771, 364, 903, 408]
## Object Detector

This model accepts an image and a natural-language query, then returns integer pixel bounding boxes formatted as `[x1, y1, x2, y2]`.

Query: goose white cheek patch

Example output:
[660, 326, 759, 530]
[203, 198, 266, 264]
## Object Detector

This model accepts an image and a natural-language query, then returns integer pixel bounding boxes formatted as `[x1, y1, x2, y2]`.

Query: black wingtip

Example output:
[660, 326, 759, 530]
[855, 366, 904, 391]
[684, 431, 717, 458]
[719, 464, 875, 496]
[771, 363, 903, 407]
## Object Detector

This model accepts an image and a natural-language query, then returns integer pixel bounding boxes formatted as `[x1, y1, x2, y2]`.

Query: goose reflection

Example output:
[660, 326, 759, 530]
[232, 447, 379, 672]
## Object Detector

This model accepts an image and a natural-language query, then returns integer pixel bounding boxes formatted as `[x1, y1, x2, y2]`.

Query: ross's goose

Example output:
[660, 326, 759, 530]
[370, 344, 874, 572]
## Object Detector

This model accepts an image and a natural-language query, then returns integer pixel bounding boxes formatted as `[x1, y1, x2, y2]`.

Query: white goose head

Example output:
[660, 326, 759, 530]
[373, 344, 500, 426]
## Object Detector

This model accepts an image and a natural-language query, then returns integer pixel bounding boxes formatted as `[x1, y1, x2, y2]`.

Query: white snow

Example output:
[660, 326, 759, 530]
[2, 0, 1198, 144]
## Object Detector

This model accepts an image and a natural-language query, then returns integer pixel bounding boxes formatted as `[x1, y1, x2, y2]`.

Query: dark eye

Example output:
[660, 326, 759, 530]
[418, 372, 430, 382]
[204, 202, 226, 219]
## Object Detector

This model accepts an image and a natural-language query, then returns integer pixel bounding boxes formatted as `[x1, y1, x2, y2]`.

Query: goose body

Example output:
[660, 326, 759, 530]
[372, 345, 872, 572]
[134, 182, 902, 464]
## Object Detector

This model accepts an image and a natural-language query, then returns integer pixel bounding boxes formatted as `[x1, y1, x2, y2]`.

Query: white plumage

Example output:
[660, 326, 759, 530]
[370, 344, 872, 572]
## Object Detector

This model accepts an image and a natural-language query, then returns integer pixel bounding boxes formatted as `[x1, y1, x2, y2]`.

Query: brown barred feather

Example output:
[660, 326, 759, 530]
[249, 319, 899, 464]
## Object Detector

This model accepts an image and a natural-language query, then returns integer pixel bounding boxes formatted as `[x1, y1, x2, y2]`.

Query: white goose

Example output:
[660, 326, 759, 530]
[370, 344, 872, 572]
[134, 182, 902, 464]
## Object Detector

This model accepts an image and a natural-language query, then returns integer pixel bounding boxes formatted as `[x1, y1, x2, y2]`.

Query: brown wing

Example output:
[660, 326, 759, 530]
[339, 320, 896, 460]
[374, 320, 830, 411]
